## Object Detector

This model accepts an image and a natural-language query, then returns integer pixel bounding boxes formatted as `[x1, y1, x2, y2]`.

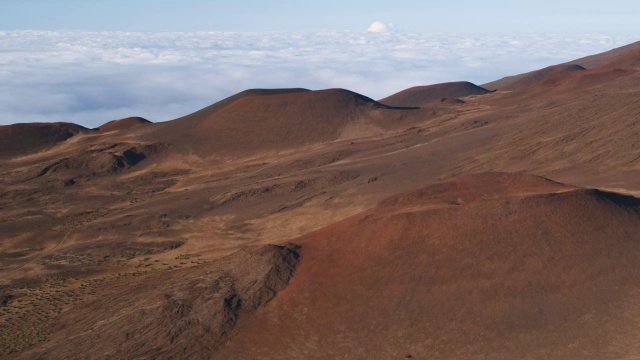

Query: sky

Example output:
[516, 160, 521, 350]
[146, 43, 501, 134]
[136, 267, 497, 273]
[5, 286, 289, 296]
[1, 1, 639, 127]
[3, 0, 640, 33]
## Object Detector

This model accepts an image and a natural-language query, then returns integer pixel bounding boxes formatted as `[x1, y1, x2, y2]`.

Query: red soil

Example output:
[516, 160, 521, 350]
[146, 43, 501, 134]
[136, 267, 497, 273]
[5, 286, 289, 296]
[97, 117, 152, 132]
[0, 122, 88, 160]
[218, 173, 640, 359]
[379, 81, 490, 107]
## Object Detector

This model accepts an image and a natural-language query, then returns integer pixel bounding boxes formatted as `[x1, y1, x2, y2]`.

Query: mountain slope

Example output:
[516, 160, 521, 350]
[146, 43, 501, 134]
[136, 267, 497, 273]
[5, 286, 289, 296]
[169, 88, 311, 124]
[598, 47, 640, 70]
[20, 244, 301, 359]
[483, 64, 586, 91]
[379, 81, 490, 107]
[2, 40, 640, 360]
[567, 40, 640, 68]
[0, 122, 88, 160]
[148, 88, 419, 157]
[483, 41, 640, 90]
[97, 117, 152, 132]
[217, 173, 640, 359]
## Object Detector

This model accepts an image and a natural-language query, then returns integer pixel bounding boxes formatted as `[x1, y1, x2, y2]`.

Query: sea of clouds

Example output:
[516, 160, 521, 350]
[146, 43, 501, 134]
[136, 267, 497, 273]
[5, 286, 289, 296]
[0, 30, 637, 127]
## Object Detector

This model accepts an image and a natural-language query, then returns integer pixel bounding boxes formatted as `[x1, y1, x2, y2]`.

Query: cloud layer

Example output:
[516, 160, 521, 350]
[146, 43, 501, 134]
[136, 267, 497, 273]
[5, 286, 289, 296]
[0, 31, 637, 127]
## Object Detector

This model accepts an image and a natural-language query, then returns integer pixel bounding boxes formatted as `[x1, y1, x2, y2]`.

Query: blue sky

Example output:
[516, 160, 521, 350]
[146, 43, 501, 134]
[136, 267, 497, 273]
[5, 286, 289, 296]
[3, 0, 640, 33]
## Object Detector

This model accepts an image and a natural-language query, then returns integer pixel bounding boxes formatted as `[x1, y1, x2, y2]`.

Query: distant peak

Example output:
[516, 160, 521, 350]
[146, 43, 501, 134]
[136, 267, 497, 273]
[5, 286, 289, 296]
[379, 81, 490, 107]
[98, 117, 152, 132]
[235, 88, 311, 97]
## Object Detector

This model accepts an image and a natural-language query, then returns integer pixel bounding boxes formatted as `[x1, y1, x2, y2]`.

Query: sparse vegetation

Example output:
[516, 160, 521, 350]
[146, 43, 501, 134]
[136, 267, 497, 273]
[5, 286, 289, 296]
[175, 253, 200, 260]
[51, 207, 113, 232]
[0, 267, 190, 355]
[0, 280, 80, 355]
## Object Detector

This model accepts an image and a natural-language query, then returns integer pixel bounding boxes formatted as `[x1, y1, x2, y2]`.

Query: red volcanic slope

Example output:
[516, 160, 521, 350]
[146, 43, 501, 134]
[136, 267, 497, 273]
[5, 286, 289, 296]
[97, 117, 152, 132]
[217, 173, 640, 359]
[0, 122, 87, 160]
[492, 48, 640, 96]
[378, 81, 490, 107]
[530, 67, 633, 93]
[150, 88, 417, 156]
[170, 88, 311, 122]
[598, 47, 640, 70]
[567, 40, 640, 68]
[2, 40, 640, 359]
[483, 64, 586, 91]
[483, 41, 640, 91]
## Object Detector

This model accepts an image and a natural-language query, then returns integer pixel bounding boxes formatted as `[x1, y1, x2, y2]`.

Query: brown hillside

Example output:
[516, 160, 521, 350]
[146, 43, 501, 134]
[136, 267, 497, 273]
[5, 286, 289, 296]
[598, 48, 640, 70]
[149, 88, 419, 157]
[521, 48, 640, 93]
[217, 173, 640, 359]
[483, 41, 640, 90]
[534, 67, 633, 93]
[170, 88, 311, 123]
[3, 41, 640, 359]
[567, 40, 640, 68]
[0, 122, 88, 160]
[484, 67, 632, 100]
[97, 117, 152, 132]
[379, 81, 490, 107]
[21, 244, 301, 359]
[483, 64, 586, 91]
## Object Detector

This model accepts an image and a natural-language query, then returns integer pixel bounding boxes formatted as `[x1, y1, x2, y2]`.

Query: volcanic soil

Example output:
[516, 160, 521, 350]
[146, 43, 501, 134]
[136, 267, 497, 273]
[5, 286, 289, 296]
[1, 40, 640, 359]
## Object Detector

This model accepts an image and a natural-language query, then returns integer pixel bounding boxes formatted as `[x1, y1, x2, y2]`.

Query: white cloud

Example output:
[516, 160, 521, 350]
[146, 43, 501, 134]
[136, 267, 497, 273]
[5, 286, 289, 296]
[0, 31, 637, 127]
[367, 21, 389, 33]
